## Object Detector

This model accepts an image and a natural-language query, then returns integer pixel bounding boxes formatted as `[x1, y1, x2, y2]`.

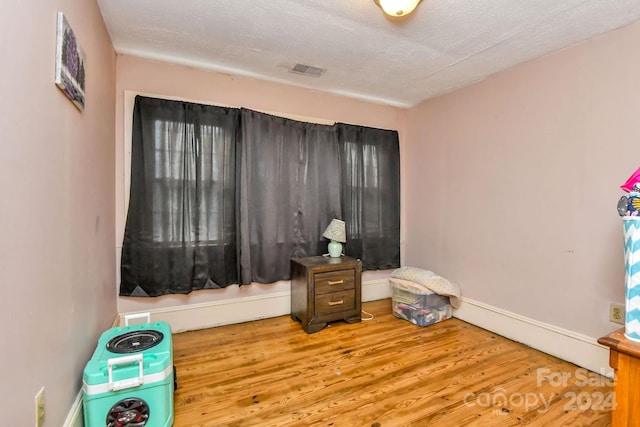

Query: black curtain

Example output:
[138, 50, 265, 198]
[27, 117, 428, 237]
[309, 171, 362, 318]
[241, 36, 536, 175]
[238, 109, 341, 284]
[120, 96, 239, 297]
[337, 123, 401, 270]
[120, 97, 400, 297]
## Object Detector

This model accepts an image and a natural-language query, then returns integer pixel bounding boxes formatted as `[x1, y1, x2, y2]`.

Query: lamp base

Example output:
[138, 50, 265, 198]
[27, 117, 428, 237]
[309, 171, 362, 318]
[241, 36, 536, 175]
[328, 240, 342, 258]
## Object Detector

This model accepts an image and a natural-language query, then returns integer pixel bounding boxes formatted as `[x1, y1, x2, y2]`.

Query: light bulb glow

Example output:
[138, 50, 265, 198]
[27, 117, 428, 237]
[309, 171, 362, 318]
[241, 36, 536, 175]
[376, 0, 421, 16]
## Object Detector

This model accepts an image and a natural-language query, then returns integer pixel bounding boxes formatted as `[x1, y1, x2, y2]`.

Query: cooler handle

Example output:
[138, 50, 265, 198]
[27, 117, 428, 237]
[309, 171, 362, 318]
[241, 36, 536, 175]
[107, 354, 144, 391]
[124, 312, 151, 327]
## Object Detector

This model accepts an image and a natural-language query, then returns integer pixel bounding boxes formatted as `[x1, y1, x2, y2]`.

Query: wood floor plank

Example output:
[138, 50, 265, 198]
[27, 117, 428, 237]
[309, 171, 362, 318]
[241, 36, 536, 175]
[171, 299, 613, 426]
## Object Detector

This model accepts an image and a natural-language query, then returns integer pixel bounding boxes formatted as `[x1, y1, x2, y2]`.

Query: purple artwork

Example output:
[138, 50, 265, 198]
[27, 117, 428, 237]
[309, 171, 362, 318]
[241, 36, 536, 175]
[55, 11, 86, 111]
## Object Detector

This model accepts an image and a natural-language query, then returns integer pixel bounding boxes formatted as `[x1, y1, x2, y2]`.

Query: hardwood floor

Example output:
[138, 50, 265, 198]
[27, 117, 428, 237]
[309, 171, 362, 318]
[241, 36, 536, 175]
[172, 299, 613, 426]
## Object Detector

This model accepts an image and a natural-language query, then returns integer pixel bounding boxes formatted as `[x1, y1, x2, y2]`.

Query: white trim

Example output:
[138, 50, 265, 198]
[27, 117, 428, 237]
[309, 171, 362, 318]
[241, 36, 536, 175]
[116, 281, 611, 376]
[362, 278, 393, 301]
[453, 297, 613, 377]
[62, 391, 83, 427]
[119, 279, 392, 333]
[126, 291, 291, 333]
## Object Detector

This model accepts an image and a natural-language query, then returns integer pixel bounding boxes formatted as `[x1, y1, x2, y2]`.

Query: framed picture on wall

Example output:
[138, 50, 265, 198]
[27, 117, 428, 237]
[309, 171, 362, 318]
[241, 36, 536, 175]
[54, 11, 86, 111]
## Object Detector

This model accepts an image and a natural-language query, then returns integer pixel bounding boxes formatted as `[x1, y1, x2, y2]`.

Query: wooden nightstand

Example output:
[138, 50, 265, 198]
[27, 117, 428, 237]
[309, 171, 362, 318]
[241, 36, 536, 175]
[290, 256, 362, 334]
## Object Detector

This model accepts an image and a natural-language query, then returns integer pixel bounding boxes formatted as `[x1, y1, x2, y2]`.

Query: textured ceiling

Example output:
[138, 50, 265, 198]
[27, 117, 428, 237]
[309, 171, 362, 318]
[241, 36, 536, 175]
[97, 0, 640, 108]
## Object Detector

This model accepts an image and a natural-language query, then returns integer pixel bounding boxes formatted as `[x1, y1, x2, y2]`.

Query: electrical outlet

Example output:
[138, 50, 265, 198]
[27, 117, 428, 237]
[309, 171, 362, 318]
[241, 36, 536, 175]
[610, 303, 625, 325]
[35, 386, 45, 427]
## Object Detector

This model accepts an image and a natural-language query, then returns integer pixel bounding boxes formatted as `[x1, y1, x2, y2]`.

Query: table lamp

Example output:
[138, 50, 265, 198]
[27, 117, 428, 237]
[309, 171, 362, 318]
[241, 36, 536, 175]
[322, 219, 346, 258]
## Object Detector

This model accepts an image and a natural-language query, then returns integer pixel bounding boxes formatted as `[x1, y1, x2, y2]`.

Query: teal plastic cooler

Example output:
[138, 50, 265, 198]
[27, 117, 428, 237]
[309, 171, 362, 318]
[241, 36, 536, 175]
[82, 313, 174, 427]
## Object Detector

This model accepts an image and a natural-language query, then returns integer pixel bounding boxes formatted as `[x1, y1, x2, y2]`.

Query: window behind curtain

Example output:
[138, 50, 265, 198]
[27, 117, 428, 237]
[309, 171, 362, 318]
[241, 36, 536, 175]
[337, 123, 401, 270]
[120, 98, 401, 297]
[120, 96, 239, 297]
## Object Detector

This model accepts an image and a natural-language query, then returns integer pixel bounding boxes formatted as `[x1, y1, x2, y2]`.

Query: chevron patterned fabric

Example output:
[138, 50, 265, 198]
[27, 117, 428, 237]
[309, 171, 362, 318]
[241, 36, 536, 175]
[623, 217, 640, 342]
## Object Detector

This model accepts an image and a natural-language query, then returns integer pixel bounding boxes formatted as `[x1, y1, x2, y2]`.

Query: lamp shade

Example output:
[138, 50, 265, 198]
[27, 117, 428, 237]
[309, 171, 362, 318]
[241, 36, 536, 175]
[322, 219, 346, 243]
[374, 0, 422, 17]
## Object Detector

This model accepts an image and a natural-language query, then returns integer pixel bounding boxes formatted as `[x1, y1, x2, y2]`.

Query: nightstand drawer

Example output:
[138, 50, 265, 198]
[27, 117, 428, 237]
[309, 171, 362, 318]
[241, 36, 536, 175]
[315, 290, 356, 315]
[314, 270, 355, 294]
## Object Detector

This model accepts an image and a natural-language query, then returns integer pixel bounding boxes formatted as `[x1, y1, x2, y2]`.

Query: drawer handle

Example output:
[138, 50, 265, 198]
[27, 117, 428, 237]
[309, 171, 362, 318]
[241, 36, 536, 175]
[328, 300, 344, 306]
[328, 280, 344, 285]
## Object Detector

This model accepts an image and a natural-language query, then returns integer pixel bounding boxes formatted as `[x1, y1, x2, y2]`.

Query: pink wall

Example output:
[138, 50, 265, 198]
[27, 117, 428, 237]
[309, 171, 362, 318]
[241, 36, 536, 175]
[404, 20, 640, 339]
[115, 55, 405, 314]
[0, 0, 116, 424]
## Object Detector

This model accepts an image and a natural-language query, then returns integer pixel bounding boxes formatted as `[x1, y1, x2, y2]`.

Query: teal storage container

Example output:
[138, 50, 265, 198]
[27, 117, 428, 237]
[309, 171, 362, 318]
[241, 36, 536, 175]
[82, 314, 174, 427]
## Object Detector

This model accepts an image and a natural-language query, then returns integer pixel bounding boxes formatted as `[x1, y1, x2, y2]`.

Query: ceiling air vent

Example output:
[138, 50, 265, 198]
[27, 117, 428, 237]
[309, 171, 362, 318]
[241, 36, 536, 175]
[289, 63, 326, 77]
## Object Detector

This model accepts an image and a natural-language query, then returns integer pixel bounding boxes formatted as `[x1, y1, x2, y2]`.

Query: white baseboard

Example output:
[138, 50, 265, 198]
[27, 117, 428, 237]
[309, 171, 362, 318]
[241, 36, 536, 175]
[453, 297, 613, 378]
[138, 290, 291, 333]
[119, 279, 392, 333]
[116, 281, 611, 376]
[362, 278, 393, 301]
[62, 391, 83, 427]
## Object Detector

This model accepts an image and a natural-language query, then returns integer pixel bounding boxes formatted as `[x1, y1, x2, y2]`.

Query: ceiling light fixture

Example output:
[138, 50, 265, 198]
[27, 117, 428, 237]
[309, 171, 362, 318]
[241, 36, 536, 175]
[374, 0, 422, 17]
